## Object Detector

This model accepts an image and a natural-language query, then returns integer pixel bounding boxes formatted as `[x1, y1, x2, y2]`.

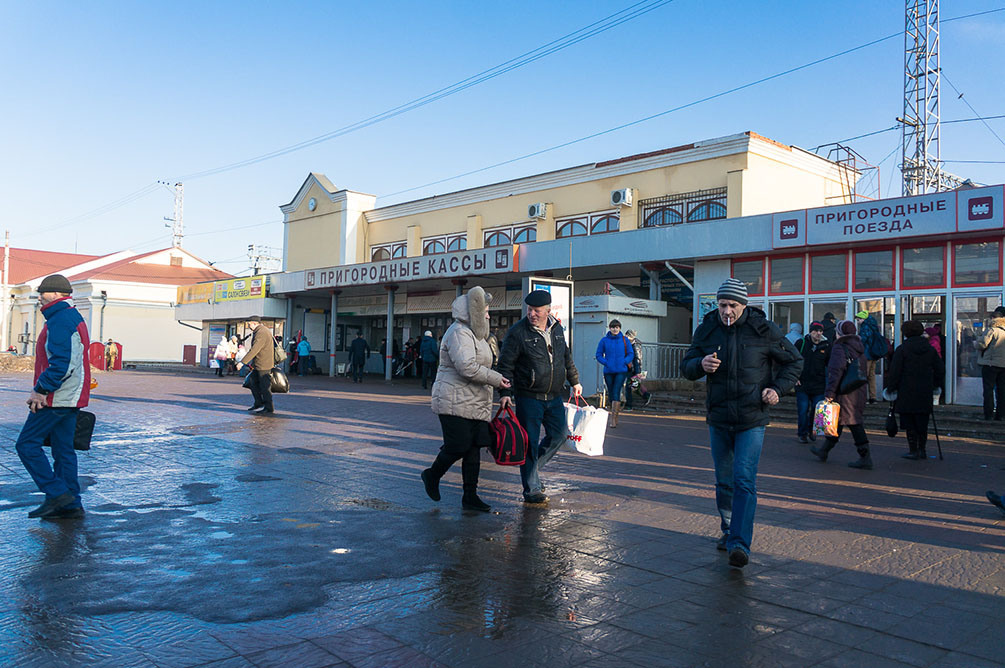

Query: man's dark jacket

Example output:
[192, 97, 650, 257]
[498, 316, 579, 399]
[348, 337, 370, 363]
[885, 335, 944, 414]
[797, 335, 831, 396]
[682, 307, 803, 430]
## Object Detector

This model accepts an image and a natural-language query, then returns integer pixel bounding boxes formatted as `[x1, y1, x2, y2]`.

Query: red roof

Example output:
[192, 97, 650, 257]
[65, 248, 232, 285]
[0, 248, 101, 285]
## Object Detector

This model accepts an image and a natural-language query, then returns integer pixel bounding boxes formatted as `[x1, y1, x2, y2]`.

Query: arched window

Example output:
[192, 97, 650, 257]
[514, 226, 536, 243]
[590, 214, 619, 234]
[391, 244, 406, 259]
[423, 239, 445, 255]
[447, 236, 467, 252]
[644, 207, 683, 227]
[371, 247, 391, 261]
[484, 231, 511, 247]
[556, 218, 588, 238]
[687, 200, 727, 222]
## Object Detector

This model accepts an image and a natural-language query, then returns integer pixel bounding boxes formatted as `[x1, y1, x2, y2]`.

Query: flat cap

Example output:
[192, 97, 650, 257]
[524, 289, 552, 307]
[37, 274, 73, 294]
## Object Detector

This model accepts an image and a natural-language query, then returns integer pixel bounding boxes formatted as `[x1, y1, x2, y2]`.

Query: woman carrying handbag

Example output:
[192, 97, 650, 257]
[884, 319, 944, 460]
[421, 286, 511, 512]
[810, 320, 873, 469]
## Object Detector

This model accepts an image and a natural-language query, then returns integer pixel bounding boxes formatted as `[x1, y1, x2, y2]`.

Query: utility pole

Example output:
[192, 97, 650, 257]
[247, 245, 282, 275]
[160, 181, 184, 247]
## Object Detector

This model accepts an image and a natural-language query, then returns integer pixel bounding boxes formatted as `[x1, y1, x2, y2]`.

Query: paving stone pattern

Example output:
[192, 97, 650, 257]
[0, 370, 1002, 667]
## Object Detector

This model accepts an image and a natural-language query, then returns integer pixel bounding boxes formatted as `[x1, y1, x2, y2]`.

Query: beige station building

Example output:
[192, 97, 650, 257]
[177, 131, 1004, 405]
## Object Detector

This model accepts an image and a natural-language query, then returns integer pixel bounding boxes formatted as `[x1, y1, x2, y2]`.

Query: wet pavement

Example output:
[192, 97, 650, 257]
[0, 370, 1002, 668]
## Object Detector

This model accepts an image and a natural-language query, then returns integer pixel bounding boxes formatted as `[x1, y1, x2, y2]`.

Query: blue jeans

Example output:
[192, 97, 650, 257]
[796, 391, 824, 438]
[15, 407, 83, 509]
[604, 372, 628, 403]
[709, 425, 764, 555]
[515, 395, 568, 497]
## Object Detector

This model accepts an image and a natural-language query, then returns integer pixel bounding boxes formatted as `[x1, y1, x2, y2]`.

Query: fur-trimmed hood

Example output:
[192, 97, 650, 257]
[451, 286, 490, 341]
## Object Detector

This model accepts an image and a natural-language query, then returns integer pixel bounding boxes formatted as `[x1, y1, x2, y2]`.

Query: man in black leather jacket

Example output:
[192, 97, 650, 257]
[682, 278, 802, 568]
[498, 290, 582, 504]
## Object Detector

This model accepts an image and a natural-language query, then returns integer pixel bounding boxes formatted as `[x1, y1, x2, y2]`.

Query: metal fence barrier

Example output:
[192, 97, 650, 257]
[637, 342, 690, 380]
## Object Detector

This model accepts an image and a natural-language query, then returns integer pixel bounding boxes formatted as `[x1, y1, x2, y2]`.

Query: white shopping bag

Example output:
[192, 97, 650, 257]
[564, 397, 608, 457]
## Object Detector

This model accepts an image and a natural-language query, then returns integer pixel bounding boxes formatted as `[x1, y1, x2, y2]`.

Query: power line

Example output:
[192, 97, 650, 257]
[381, 6, 1005, 200]
[944, 160, 1005, 164]
[810, 115, 1005, 151]
[176, 0, 678, 181]
[22, 182, 161, 238]
[942, 73, 1005, 150]
[186, 220, 282, 237]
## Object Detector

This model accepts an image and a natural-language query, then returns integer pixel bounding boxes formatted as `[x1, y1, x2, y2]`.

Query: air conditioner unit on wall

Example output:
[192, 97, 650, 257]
[528, 202, 547, 219]
[611, 188, 634, 207]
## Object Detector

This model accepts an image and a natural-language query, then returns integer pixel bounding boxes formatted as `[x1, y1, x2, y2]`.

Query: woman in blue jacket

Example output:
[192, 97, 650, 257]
[596, 319, 633, 427]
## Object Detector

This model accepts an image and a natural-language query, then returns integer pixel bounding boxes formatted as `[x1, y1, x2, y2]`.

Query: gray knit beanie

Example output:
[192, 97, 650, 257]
[716, 278, 748, 305]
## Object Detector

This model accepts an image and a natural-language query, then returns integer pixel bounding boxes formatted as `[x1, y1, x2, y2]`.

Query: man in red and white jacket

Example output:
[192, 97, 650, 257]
[16, 274, 91, 519]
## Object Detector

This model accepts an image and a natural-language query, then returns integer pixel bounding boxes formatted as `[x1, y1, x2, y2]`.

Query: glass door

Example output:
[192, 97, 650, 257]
[953, 294, 1003, 406]
[856, 297, 896, 378]
[770, 300, 805, 338]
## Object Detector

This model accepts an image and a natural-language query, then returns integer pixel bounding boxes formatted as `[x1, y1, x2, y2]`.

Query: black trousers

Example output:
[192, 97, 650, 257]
[430, 415, 490, 491]
[982, 365, 1005, 419]
[248, 369, 273, 409]
[900, 412, 930, 451]
[822, 423, 870, 457]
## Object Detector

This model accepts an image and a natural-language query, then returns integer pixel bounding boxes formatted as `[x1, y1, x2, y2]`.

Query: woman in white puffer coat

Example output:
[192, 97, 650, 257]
[422, 286, 511, 511]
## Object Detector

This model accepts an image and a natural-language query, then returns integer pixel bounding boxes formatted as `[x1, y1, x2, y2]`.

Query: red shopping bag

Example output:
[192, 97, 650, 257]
[489, 405, 528, 466]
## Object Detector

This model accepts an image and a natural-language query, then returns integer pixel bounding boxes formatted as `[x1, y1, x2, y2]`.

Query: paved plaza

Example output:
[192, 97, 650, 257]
[0, 369, 1002, 668]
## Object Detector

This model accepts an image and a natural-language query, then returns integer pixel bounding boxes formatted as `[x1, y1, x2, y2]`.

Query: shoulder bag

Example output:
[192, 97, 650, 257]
[837, 354, 867, 395]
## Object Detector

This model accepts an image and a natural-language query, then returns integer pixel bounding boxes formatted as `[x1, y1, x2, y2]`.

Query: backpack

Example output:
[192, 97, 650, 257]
[865, 323, 888, 361]
[489, 406, 528, 466]
[273, 338, 288, 365]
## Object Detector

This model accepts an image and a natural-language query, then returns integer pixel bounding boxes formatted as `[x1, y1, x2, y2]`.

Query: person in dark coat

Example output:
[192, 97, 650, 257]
[681, 278, 802, 568]
[885, 319, 944, 460]
[419, 330, 439, 390]
[348, 331, 370, 383]
[821, 312, 838, 343]
[238, 316, 276, 414]
[795, 322, 831, 443]
[811, 320, 872, 469]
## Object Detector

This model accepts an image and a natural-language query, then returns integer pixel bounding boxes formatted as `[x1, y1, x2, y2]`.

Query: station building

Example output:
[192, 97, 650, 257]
[177, 131, 1004, 405]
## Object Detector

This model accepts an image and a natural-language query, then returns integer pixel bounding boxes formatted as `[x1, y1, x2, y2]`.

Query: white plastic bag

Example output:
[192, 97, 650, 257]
[564, 397, 608, 457]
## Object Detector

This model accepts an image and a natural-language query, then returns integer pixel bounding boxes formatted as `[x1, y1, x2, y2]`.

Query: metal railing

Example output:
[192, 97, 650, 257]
[637, 342, 690, 380]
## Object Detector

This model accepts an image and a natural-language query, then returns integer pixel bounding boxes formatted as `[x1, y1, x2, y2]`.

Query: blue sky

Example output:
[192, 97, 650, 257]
[1, 1, 1003, 274]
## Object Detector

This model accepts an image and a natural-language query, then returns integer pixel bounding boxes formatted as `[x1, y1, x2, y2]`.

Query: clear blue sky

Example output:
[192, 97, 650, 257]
[1, 1, 1002, 274]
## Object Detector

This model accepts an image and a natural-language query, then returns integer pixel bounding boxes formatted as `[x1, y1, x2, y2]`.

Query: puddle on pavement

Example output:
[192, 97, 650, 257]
[235, 473, 282, 483]
[345, 498, 395, 511]
[171, 423, 249, 436]
[278, 447, 322, 456]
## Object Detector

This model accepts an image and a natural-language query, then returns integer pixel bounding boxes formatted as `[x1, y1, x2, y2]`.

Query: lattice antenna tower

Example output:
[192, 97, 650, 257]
[247, 245, 282, 274]
[900, 0, 942, 195]
[160, 181, 185, 247]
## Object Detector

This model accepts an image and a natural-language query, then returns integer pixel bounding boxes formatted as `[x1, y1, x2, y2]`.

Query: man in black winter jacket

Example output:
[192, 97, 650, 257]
[498, 290, 582, 504]
[795, 322, 831, 443]
[682, 278, 802, 568]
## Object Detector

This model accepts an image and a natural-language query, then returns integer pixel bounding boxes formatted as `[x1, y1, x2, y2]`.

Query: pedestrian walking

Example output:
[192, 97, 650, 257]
[855, 310, 883, 403]
[497, 289, 583, 505]
[811, 320, 873, 469]
[885, 320, 944, 460]
[795, 322, 830, 443]
[682, 278, 802, 568]
[227, 336, 239, 375]
[213, 335, 230, 377]
[238, 316, 276, 414]
[623, 330, 652, 411]
[420, 330, 439, 390]
[595, 319, 633, 427]
[976, 306, 1005, 421]
[296, 336, 311, 376]
[14, 274, 90, 519]
[104, 338, 117, 371]
[421, 286, 511, 512]
[821, 312, 837, 342]
[348, 331, 370, 383]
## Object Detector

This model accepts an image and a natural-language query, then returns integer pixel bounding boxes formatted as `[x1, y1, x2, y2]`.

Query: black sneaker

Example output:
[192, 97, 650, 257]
[728, 547, 749, 568]
[798, 435, 809, 444]
[43, 506, 85, 520]
[523, 492, 549, 504]
[247, 404, 264, 411]
[28, 493, 76, 518]
[716, 533, 728, 551]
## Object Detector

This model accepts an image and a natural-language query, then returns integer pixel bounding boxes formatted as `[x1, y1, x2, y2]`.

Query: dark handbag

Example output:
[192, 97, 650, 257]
[489, 405, 528, 466]
[242, 369, 255, 389]
[43, 410, 96, 451]
[885, 404, 898, 437]
[837, 355, 867, 395]
[270, 367, 290, 393]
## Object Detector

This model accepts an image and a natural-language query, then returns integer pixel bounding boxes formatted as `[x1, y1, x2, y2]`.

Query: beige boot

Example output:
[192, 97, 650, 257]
[611, 401, 621, 428]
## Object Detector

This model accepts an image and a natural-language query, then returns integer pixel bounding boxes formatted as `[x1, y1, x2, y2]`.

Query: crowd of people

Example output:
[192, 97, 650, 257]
[12, 273, 1005, 572]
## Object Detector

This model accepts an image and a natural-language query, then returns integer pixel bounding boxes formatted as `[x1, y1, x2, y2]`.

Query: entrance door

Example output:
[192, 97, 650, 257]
[770, 301, 804, 338]
[856, 297, 895, 381]
[810, 300, 847, 333]
[953, 294, 1003, 406]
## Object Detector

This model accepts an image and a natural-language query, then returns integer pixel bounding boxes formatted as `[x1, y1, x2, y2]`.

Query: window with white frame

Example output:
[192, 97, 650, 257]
[556, 211, 619, 239]
[423, 233, 467, 256]
[371, 242, 407, 261]
[484, 223, 537, 247]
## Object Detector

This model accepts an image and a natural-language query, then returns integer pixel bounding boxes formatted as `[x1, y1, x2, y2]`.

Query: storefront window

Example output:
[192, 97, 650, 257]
[732, 258, 764, 296]
[769, 256, 804, 294]
[954, 241, 1001, 286]
[810, 253, 847, 292]
[854, 249, 894, 290]
[902, 245, 945, 288]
